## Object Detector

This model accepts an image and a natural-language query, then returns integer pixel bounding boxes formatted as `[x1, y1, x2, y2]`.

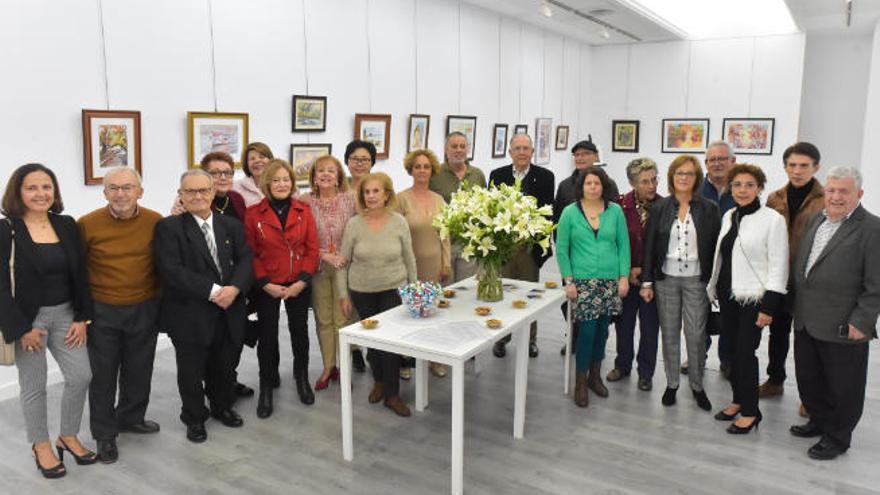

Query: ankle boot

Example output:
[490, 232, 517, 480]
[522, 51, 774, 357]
[294, 369, 315, 405]
[256, 386, 273, 418]
[588, 362, 609, 398]
[574, 371, 589, 408]
[368, 382, 385, 404]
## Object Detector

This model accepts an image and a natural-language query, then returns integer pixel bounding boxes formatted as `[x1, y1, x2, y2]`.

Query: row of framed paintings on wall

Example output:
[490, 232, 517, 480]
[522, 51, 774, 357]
[611, 118, 776, 155]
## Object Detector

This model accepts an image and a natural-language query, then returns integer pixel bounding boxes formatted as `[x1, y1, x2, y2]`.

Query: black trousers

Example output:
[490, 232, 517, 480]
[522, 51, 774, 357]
[719, 297, 762, 417]
[766, 309, 793, 384]
[88, 299, 159, 440]
[253, 287, 312, 386]
[614, 288, 660, 378]
[350, 289, 402, 398]
[795, 329, 869, 449]
[172, 314, 237, 425]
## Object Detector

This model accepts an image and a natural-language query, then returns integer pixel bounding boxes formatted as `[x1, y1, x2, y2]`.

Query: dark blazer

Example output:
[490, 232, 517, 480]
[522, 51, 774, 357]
[792, 205, 880, 343]
[0, 214, 93, 342]
[154, 212, 253, 347]
[489, 163, 555, 267]
[641, 195, 721, 284]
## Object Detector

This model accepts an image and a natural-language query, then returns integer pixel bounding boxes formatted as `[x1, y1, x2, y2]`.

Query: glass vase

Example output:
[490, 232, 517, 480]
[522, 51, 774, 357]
[476, 259, 504, 302]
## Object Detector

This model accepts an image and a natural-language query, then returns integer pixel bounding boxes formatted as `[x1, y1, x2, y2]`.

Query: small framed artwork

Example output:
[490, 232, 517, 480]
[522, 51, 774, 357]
[82, 109, 142, 185]
[446, 115, 477, 161]
[722, 118, 775, 155]
[534, 117, 552, 165]
[290, 143, 332, 190]
[354, 113, 392, 160]
[492, 124, 509, 158]
[612, 120, 640, 152]
[187, 112, 249, 168]
[514, 124, 528, 135]
[407, 114, 430, 152]
[555, 125, 570, 150]
[661, 118, 710, 153]
[292, 95, 327, 132]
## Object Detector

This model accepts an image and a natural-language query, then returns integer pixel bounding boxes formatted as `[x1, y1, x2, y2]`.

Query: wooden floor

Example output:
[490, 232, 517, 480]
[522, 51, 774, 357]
[1, 288, 878, 494]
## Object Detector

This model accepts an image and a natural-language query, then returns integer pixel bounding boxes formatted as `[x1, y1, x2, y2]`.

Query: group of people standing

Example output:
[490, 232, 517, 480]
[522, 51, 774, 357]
[0, 130, 876, 481]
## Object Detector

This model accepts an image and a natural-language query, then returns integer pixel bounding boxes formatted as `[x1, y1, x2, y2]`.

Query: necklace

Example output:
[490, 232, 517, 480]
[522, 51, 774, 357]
[675, 213, 691, 272]
[214, 195, 230, 215]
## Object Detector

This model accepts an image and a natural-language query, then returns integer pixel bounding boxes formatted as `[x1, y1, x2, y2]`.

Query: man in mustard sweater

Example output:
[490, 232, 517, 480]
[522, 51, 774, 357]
[78, 167, 163, 463]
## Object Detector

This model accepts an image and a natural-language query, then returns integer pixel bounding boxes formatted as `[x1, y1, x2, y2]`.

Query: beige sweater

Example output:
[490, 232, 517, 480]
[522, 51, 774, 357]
[336, 212, 417, 297]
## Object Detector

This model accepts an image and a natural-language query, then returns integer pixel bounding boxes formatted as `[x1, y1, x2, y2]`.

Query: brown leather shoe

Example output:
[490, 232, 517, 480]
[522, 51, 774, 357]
[606, 368, 629, 382]
[758, 380, 784, 398]
[384, 396, 411, 417]
[574, 371, 589, 408]
[368, 382, 385, 404]
[588, 363, 609, 398]
[799, 403, 809, 418]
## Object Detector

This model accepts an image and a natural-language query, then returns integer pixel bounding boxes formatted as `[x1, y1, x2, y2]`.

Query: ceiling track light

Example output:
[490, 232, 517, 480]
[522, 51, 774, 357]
[543, 0, 642, 42]
[540, 1, 553, 18]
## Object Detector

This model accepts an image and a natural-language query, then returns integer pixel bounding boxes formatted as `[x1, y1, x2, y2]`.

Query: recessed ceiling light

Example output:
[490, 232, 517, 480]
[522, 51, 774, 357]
[540, 2, 553, 18]
[617, 0, 798, 39]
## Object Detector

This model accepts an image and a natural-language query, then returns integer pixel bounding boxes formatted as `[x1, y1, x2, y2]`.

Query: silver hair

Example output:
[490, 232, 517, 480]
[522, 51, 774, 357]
[179, 168, 213, 188]
[625, 157, 658, 183]
[102, 167, 142, 187]
[445, 131, 468, 147]
[706, 140, 734, 157]
[825, 166, 862, 189]
[510, 133, 533, 148]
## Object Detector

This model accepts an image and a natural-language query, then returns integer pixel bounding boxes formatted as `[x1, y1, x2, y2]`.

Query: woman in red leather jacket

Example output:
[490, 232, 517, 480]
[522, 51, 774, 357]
[244, 159, 318, 418]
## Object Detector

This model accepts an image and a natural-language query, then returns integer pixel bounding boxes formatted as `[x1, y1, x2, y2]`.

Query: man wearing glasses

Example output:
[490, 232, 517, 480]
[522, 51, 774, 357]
[154, 169, 253, 443]
[78, 167, 163, 463]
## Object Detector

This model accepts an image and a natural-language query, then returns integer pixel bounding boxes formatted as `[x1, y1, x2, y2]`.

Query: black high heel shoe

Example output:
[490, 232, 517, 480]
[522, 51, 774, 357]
[55, 437, 98, 465]
[33, 444, 66, 479]
[726, 412, 762, 434]
[714, 407, 740, 421]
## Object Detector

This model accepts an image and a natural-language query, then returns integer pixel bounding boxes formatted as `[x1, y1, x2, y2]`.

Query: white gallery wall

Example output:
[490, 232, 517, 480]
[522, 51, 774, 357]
[588, 34, 806, 194]
[861, 19, 880, 215]
[0, 0, 592, 221]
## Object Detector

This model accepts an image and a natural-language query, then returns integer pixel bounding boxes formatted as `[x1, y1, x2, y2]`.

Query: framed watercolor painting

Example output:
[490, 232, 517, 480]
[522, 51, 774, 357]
[82, 109, 142, 185]
[555, 125, 570, 151]
[492, 124, 509, 158]
[612, 120, 640, 153]
[446, 115, 477, 161]
[292, 95, 327, 132]
[290, 143, 332, 190]
[354, 113, 392, 160]
[514, 124, 528, 135]
[661, 118, 709, 153]
[407, 114, 430, 152]
[534, 117, 552, 165]
[722, 118, 775, 155]
[187, 112, 249, 168]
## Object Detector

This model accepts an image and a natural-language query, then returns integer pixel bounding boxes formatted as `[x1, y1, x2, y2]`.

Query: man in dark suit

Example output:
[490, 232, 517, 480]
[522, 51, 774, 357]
[154, 169, 253, 443]
[790, 166, 880, 460]
[489, 133, 554, 358]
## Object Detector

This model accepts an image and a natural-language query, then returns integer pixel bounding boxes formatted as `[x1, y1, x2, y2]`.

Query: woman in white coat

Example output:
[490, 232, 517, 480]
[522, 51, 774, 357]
[707, 163, 788, 434]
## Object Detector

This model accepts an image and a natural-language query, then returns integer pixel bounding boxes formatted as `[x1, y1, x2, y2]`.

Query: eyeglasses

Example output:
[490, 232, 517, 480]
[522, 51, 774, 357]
[181, 188, 212, 197]
[674, 172, 697, 178]
[730, 181, 758, 190]
[105, 184, 138, 193]
[348, 157, 372, 165]
[706, 156, 731, 164]
[511, 146, 532, 152]
[209, 170, 234, 178]
[271, 177, 292, 184]
[636, 178, 658, 186]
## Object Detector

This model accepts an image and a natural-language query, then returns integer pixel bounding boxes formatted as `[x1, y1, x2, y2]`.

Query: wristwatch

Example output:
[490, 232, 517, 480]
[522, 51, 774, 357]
[563, 276, 574, 285]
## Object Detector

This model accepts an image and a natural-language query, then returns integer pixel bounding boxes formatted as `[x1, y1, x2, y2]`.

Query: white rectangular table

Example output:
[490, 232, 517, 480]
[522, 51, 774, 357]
[339, 277, 565, 495]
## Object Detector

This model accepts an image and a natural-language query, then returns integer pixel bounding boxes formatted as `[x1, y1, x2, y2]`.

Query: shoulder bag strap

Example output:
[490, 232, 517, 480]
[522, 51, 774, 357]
[6, 219, 14, 298]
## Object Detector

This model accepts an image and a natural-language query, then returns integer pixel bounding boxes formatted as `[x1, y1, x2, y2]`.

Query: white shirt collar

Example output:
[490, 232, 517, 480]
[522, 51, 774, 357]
[821, 203, 859, 224]
[191, 212, 214, 229]
[512, 164, 531, 180]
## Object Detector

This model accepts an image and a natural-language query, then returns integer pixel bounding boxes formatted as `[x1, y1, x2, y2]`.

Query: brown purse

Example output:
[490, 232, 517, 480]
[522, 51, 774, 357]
[1, 219, 16, 366]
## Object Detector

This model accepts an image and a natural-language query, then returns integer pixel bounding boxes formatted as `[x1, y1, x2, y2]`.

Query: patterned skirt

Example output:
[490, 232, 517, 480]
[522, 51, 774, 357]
[572, 278, 623, 321]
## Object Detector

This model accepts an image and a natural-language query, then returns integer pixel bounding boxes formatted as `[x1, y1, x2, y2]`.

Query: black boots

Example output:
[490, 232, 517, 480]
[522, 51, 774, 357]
[295, 369, 315, 405]
[257, 386, 273, 418]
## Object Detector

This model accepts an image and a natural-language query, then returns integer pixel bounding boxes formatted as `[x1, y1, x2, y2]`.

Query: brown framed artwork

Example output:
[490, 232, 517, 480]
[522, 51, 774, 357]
[612, 120, 640, 153]
[354, 113, 392, 160]
[187, 112, 249, 168]
[555, 125, 570, 150]
[292, 95, 327, 132]
[82, 109, 142, 186]
[492, 124, 508, 158]
[290, 143, 332, 190]
[407, 114, 430, 152]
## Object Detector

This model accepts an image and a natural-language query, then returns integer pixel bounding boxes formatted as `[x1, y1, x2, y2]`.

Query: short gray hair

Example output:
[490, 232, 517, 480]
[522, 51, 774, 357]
[825, 166, 862, 189]
[706, 140, 733, 157]
[625, 157, 658, 183]
[102, 167, 142, 187]
[510, 133, 533, 148]
[179, 168, 213, 188]
[445, 131, 468, 147]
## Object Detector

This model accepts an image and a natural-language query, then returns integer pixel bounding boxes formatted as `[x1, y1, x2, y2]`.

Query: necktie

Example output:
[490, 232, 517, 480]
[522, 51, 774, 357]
[201, 221, 222, 274]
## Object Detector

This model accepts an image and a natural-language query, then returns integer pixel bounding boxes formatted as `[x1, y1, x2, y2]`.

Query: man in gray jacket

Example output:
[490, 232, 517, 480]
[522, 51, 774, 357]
[790, 166, 880, 460]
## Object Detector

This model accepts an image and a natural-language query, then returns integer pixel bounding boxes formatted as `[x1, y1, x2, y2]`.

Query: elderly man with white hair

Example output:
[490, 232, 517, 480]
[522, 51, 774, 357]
[77, 167, 163, 463]
[789, 166, 880, 460]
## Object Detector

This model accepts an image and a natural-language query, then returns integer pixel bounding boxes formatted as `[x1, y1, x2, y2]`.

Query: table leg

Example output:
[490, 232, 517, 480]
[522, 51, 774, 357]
[513, 323, 529, 439]
[415, 358, 428, 411]
[451, 360, 464, 495]
[340, 335, 354, 461]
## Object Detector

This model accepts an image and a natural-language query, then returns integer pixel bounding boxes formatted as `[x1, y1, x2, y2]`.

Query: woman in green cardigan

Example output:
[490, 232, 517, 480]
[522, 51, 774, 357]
[556, 166, 631, 408]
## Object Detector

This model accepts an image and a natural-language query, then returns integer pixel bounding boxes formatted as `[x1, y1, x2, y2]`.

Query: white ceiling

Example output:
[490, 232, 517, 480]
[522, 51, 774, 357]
[463, 0, 880, 45]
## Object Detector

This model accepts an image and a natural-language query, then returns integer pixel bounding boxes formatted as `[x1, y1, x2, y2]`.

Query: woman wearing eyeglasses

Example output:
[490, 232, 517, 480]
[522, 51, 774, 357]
[344, 140, 377, 189]
[244, 159, 319, 418]
[172, 152, 246, 221]
[707, 163, 788, 434]
[641, 154, 720, 411]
